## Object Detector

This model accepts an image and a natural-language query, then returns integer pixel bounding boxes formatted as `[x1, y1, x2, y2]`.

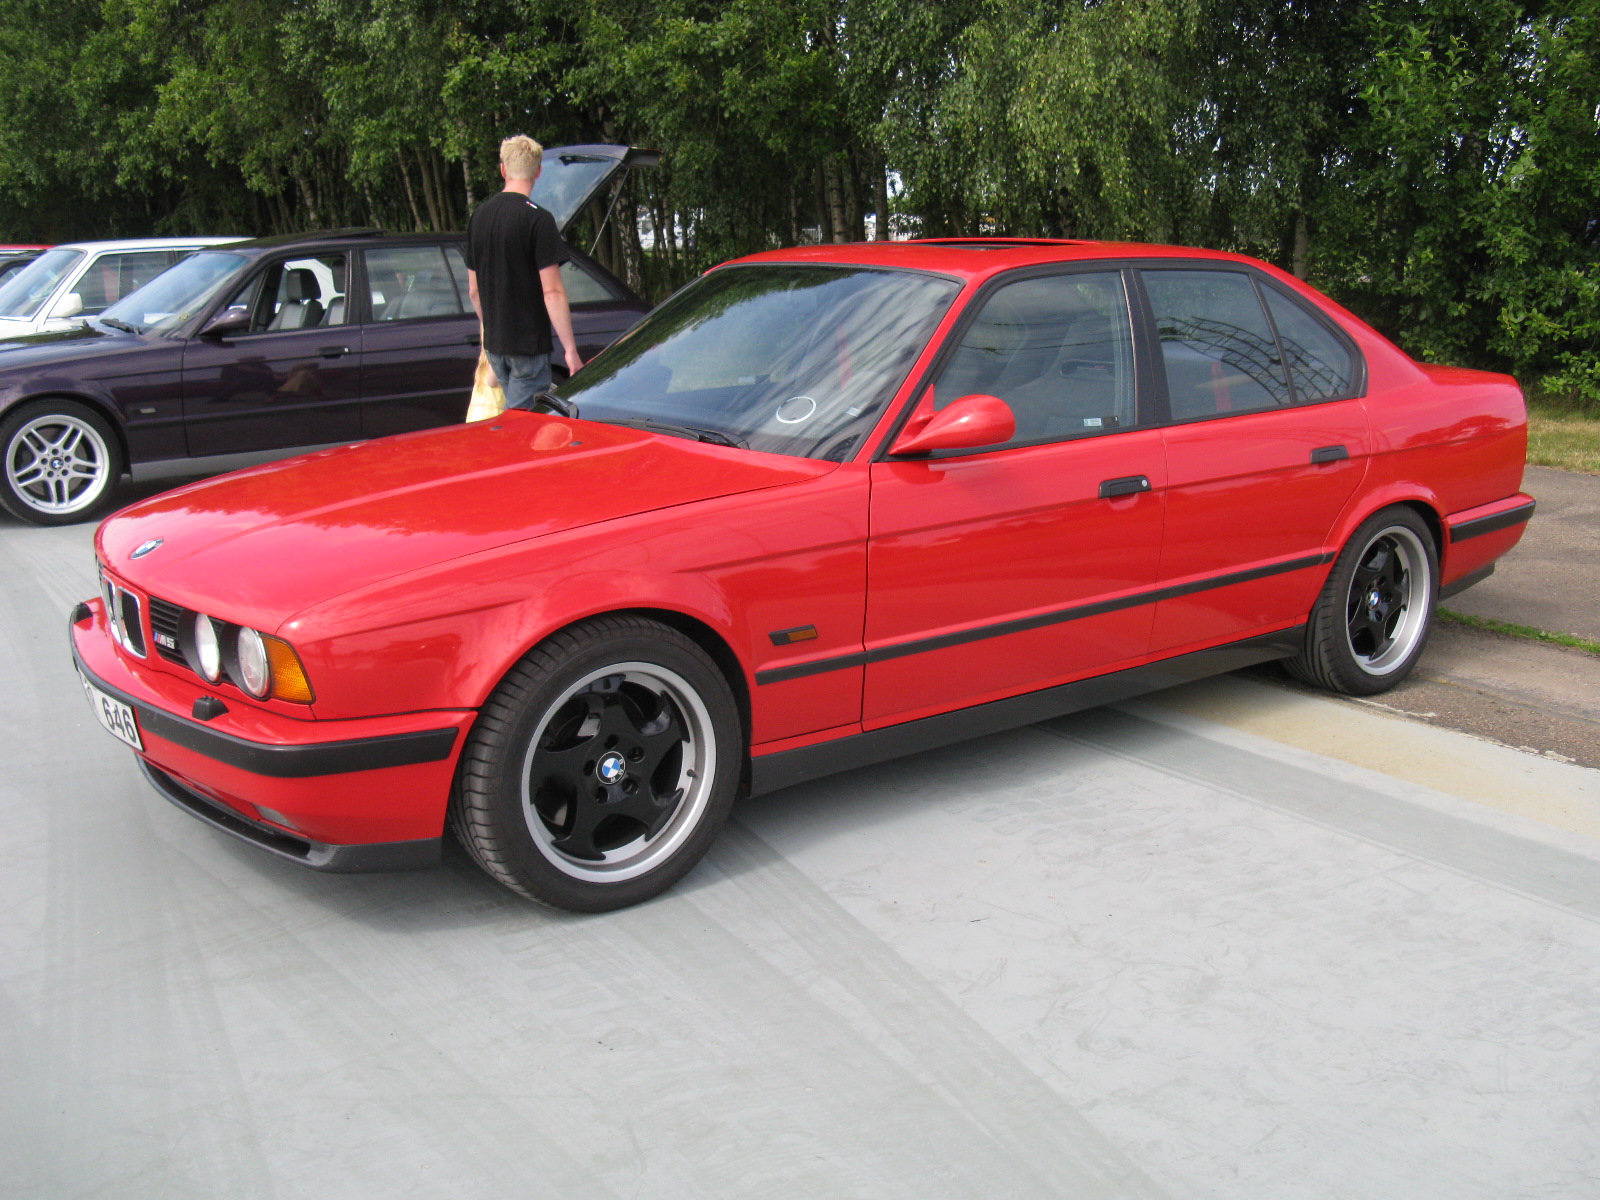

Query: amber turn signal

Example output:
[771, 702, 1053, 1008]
[262, 635, 315, 704]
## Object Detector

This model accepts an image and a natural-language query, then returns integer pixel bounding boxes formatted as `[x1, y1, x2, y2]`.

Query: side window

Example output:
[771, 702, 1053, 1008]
[560, 260, 619, 305]
[222, 254, 349, 333]
[365, 245, 464, 322]
[1262, 286, 1355, 403]
[76, 251, 174, 315]
[931, 271, 1136, 446]
[1143, 269, 1291, 419]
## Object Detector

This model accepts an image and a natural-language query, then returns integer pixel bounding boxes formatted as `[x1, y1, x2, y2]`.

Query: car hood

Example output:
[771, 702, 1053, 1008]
[0, 319, 141, 365]
[99, 412, 833, 632]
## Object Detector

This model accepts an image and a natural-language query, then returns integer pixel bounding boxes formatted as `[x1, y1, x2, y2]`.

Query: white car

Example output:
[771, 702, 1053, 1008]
[0, 237, 241, 338]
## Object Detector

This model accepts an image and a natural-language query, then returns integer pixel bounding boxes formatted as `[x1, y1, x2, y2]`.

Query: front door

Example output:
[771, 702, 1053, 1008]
[182, 252, 362, 455]
[864, 269, 1167, 728]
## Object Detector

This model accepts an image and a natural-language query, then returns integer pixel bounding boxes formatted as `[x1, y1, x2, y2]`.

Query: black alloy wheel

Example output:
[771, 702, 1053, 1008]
[451, 615, 741, 912]
[1287, 506, 1438, 696]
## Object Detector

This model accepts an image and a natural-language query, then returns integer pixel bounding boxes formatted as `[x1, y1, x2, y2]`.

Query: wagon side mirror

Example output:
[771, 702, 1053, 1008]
[888, 393, 1016, 456]
[199, 307, 251, 339]
[52, 292, 84, 319]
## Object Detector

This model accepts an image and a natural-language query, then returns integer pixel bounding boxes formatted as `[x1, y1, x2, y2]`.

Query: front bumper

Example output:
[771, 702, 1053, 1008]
[71, 601, 476, 863]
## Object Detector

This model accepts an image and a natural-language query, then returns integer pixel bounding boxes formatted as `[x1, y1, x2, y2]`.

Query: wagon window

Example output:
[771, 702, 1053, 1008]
[931, 271, 1136, 447]
[1261, 286, 1354, 403]
[1143, 269, 1292, 419]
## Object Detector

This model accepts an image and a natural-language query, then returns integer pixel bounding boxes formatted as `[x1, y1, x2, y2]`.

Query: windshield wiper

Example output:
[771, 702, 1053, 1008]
[599, 417, 746, 449]
[526, 390, 579, 418]
[97, 317, 140, 334]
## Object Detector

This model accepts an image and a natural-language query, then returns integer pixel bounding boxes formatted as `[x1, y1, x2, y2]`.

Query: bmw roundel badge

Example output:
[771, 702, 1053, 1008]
[130, 538, 164, 560]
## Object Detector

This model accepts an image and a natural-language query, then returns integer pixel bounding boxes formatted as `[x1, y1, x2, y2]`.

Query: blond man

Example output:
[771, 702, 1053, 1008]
[465, 135, 583, 407]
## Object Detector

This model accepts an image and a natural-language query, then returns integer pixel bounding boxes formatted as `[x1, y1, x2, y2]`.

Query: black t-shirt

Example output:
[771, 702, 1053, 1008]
[464, 191, 570, 356]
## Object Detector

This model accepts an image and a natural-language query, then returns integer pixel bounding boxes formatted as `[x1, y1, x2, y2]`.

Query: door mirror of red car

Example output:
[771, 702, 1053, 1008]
[888, 393, 1016, 456]
[199, 308, 251, 339]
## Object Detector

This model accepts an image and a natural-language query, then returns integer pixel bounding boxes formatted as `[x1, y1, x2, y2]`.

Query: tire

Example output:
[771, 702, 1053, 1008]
[1286, 506, 1438, 696]
[451, 615, 741, 912]
[0, 399, 123, 526]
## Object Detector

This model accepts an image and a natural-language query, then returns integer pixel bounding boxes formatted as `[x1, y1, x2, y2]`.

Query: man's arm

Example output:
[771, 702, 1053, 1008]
[540, 263, 583, 377]
[467, 268, 482, 321]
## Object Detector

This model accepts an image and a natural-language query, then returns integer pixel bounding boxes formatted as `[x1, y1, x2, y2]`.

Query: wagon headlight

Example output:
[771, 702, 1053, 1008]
[194, 614, 223, 681]
[236, 627, 270, 697]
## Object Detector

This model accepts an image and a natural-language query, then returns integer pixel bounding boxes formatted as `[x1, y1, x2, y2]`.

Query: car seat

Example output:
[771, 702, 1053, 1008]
[268, 269, 325, 331]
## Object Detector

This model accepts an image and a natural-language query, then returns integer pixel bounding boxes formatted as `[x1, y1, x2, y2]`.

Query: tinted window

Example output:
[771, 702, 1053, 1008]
[933, 271, 1135, 445]
[366, 245, 463, 321]
[76, 251, 173, 315]
[558, 264, 959, 461]
[224, 255, 349, 333]
[1144, 269, 1291, 419]
[561, 260, 619, 305]
[1262, 286, 1354, 402]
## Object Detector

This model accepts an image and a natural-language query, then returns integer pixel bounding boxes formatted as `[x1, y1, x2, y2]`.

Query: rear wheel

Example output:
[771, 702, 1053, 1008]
[0, 400, 122, 525]
[451, 615, 741, 912]
[1287, 506, 1438, 695]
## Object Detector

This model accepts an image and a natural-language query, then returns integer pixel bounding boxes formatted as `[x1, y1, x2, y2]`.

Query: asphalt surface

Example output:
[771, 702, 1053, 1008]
[4, 465, 1598, 1198]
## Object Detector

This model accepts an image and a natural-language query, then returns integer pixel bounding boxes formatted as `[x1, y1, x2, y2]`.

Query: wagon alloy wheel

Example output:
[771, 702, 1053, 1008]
[452, 615, 741, 912]
[0, 401, 122, 525]
[1286, 506, 1437, 696]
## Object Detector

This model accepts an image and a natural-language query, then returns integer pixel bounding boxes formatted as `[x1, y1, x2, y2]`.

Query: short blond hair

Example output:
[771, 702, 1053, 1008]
[500, 135, 543, 182]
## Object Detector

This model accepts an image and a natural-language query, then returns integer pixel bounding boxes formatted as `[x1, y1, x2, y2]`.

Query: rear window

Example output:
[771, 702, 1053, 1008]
[1262, 286, 1355, 402]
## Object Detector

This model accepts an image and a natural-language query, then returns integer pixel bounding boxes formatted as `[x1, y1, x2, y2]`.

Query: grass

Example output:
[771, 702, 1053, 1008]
[1437, 608, 1600, 657]
[1525, 392, 1600, 474]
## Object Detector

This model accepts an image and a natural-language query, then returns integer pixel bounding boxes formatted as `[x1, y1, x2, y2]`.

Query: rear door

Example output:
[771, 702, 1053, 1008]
[864, 268, 1167, 727]
[359, 241, 479, 436]
[182, 251, 362, 454]
[1142, 266, 1370, 652]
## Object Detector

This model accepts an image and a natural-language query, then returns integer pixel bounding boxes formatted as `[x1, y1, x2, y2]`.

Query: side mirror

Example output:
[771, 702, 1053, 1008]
[52, 292, 84, 319]
[199, 308, 251, 339]
[888, 393, 1016, 456]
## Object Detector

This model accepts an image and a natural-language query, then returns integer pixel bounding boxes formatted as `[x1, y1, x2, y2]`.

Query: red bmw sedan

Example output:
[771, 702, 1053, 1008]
[70, 239, 1534, 911]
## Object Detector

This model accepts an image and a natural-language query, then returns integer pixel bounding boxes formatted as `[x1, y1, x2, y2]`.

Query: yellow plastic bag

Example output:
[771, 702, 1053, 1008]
[465, 348, 506, 422]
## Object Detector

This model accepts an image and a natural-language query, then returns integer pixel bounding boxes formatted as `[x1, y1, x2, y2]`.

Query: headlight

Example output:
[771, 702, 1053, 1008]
[194, 614, 222, 681]
[236, 627, 270, 697]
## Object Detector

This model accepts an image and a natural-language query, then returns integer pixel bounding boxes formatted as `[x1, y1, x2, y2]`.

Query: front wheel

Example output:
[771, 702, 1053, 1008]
[0, 400, 123, 525]
[1286, 506, 1438, 695]
[451, 615, 741, 912]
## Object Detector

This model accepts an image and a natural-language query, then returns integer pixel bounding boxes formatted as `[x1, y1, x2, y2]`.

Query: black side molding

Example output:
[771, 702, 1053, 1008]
[1440, 564, 1495, 599]
[139, 760, 441, 872]
[749, 625, 1307, 796]
[1449, 500, 1536, 543]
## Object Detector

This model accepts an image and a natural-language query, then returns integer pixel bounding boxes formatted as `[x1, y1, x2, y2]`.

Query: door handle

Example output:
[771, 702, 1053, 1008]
[1311, 444, 1349, 464]
[317, 345, 350, 358]
[463, 332, 481, 346]
[1099, 475, 1152, 499]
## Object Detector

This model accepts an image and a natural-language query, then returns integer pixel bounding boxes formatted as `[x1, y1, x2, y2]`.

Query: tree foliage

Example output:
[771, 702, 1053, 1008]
[0, 0, 1595, 399]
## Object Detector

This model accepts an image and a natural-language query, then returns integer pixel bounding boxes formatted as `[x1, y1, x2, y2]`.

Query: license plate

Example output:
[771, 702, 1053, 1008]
[80, 674, 143, 751]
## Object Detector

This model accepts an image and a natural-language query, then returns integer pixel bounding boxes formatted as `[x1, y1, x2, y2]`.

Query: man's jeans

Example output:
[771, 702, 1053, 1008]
[485, 351, 553, 411]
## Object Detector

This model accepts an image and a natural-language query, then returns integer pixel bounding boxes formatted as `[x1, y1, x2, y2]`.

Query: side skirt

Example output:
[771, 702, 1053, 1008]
[748, 625, 1306, 796]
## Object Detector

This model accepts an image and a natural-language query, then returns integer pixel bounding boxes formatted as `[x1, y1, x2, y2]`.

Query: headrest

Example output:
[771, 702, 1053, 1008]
[283, 268, 319, 302]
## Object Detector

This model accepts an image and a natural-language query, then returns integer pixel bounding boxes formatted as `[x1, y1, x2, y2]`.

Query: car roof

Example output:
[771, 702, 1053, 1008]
[729, 238, 1268, 285]
[50, 237, 245, 253]
[222, 229, 467, 255]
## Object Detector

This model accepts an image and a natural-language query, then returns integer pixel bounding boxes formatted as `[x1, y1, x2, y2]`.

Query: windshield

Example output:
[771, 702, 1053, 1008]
[0, 248, 84, 320]
[100, 251, 248, 335]
[557, 264, 960, 461]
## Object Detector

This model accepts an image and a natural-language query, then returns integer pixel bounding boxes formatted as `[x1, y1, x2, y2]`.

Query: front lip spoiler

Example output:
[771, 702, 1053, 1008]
[139, 758, 441, 872]
[71, 607, 458, 778]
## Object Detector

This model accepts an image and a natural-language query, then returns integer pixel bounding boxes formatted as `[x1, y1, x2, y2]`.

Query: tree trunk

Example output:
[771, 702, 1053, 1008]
[814, 162, 833, 243]
[874, 159, 890, 240]
[1292, 210, 1309, 279]
[399, 157, 425, 231]
[462, 147, 477, 213]
[294, 168, 320, 229]
[823, 155, 848, 243]
[414, 148, 443, 231]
